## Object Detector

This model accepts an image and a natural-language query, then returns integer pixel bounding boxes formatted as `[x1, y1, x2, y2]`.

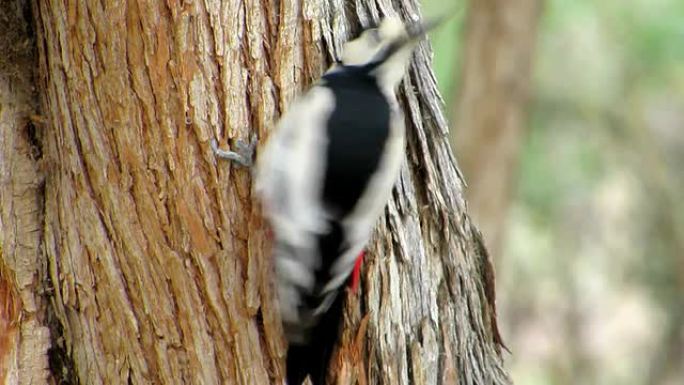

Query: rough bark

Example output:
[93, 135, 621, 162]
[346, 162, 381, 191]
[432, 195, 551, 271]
[0, 0, 508, 384]
[450, 0, 542, 259]
[0, 1, 51, 384]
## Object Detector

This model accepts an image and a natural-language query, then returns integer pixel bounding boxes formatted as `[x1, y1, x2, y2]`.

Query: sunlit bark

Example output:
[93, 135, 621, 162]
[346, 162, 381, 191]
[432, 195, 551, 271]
[0, 1, 509, 384]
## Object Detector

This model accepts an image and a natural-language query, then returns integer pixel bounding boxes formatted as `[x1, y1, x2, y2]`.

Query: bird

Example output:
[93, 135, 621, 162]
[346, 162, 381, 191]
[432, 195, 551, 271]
[212, 15, 440, 384]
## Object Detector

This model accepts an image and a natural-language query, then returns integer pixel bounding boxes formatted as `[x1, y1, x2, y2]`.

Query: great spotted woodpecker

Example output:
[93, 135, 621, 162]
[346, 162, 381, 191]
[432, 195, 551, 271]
[213, 16, 439, 384]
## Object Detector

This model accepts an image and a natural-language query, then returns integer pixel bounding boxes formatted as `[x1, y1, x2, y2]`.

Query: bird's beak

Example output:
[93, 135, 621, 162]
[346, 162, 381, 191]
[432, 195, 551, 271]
[405, 15, 449, 40]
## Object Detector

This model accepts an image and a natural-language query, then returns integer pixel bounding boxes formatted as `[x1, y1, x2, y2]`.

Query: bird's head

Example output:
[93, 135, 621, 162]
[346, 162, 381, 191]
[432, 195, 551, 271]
[340, 16, 444, 90]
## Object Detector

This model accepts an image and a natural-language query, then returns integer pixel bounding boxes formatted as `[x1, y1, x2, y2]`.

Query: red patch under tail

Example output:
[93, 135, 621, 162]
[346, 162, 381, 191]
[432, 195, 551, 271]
[350, 251, 365, 293]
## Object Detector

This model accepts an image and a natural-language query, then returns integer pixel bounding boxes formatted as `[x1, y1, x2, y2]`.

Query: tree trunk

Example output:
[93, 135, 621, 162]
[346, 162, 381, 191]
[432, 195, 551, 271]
[0, 1, 51, 383]
[451, 0, 542, 260]
[1, 0, 509, 384]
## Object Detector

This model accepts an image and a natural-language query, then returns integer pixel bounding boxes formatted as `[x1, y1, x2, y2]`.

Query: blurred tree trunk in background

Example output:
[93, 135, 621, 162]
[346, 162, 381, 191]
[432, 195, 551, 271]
[451, 0, 542, 260]
[1, 0, 509, 384]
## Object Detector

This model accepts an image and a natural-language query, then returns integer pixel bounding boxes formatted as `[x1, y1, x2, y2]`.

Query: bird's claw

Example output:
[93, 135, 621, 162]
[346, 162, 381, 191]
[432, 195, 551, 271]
[236, 134, 257, 157]
[211, 135, 256, 167]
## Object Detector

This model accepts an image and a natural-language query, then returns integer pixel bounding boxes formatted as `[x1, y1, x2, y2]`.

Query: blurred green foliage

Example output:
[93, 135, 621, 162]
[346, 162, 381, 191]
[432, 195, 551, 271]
[422, 0, 464, 104]
[424, 0, 684, 384]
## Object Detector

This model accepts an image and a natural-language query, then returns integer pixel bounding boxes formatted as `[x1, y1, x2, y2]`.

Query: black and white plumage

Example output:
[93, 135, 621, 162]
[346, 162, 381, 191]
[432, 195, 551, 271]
[253, 18, 430, 385]
[213, 16, 437, 385]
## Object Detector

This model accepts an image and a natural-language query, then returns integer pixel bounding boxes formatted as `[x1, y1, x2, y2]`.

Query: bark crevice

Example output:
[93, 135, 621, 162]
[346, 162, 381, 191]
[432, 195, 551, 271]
[0, 0, 515, 383]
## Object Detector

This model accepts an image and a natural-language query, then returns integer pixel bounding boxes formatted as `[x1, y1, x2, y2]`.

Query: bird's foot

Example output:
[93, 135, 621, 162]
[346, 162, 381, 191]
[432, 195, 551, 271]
[211, 134, 257, 167]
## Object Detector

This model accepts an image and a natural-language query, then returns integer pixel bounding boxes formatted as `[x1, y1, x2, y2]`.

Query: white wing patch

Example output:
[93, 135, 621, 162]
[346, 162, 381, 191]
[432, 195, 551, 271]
[256, 87, 336, 246]
[256, 87, 336, 326]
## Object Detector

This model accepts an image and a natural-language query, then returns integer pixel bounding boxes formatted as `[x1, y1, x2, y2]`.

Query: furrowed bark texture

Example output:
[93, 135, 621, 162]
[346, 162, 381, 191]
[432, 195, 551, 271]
[0, 1, 51, 384]
[30, 0, 509, 384]
[451, 0, 542, 260]
[329, 2, 509, 384]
